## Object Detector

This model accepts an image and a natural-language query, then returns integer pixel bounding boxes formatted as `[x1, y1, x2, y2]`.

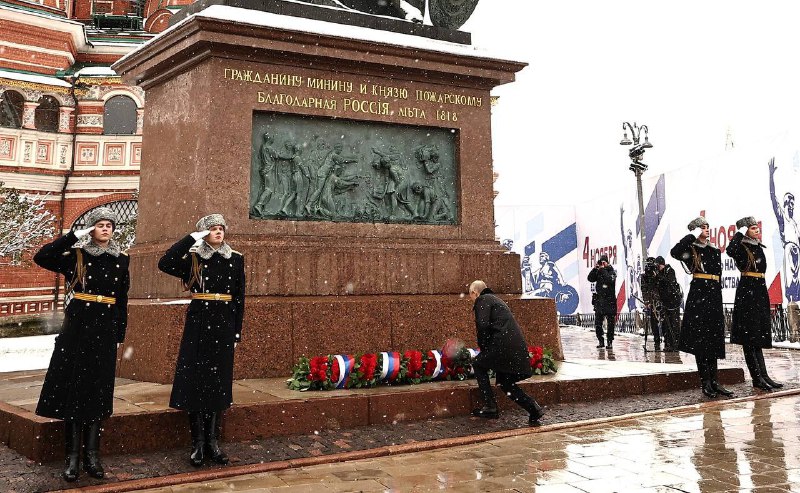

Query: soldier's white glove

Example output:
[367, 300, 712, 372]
[738, 226, 748, 235]
[74, 226, 95, 238]
[691, 227, 702, 238]
[190, 230, 210, 241]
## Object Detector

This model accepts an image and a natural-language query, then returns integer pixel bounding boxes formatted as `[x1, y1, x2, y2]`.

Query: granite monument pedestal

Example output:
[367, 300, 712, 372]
[113, 4, 561, 382]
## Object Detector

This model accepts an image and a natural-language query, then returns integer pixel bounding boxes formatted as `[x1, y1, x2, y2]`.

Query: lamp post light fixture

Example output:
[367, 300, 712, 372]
[619, 122, 653, 260]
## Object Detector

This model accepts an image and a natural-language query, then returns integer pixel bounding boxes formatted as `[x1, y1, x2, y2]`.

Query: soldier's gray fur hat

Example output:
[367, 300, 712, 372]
[687, 216, 708, 231]
[736, 216, 758, 229]
[84, 206, 118, 229]
[196, 213, 226, 231]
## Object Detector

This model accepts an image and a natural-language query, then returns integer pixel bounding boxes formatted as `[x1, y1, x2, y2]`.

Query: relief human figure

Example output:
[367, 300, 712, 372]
[416, 143, 448, 200]
[410, 181, 450, 222]
[372, 146, 415, 219]
[323, 164, 361, 218]
[769, 158, 800, 302]
[278, 142, 310, 217]
[251, 133, 280, 216]
[305, 142, 357, 216]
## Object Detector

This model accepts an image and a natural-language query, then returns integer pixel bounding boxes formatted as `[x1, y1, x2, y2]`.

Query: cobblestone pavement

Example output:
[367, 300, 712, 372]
[137, 394, 800, 493]
[3, 327, 800, 492]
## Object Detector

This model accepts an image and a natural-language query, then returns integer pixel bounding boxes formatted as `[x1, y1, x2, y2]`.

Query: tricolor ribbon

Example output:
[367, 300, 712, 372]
[379, 351, 401, 382]
[333, 354, 355, 389]
[428, 349, 443, 379]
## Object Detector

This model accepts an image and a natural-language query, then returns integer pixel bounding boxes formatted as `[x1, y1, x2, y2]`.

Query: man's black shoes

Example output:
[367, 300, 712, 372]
[528, 404, 545, 427]
[471, 406, 499, 419]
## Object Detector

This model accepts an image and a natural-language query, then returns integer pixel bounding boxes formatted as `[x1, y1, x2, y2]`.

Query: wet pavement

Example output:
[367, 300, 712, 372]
[136, 395, 800, 492]
[3, 326, 800, 492]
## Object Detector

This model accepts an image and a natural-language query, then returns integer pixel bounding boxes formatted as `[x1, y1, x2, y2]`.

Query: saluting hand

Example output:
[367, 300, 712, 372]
[691, 227, 702, 238]
[738, 226, 748, 235]
[74, 226, 95, 238]
[190, 230, 211, 241]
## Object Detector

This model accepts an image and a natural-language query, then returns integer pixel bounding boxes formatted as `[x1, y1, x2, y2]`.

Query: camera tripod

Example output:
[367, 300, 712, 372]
[633, 294, 665, 353]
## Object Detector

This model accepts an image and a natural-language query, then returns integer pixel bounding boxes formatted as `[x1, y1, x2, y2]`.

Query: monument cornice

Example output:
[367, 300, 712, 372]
[114, 12, 527, 91]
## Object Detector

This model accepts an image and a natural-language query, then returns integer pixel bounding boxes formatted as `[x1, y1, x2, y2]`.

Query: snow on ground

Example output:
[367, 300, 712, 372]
[0, 334, 55, 373]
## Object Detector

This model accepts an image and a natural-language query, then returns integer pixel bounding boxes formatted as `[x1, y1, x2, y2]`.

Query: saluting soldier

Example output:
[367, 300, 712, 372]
[671, 216, 731, 398]
[727, 216, 782, 391]
[158, 214, 245, 467]
[33, 207, 130, 482]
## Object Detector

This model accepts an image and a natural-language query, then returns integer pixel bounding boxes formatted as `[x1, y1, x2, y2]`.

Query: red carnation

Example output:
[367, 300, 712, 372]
[423, 350, 438, 377]
[404, 350, 423, 379]
[359, 353, 377, 382]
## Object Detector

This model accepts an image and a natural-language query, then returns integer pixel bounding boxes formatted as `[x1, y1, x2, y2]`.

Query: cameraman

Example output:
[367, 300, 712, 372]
[588, 254, 617, 349]
[655, 256, 681, 351]
[641, 257, 661, 350]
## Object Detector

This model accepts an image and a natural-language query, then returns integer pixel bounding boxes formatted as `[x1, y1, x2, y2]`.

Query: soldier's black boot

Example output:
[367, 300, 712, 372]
[204, 412, 229, 465]
[698, 359, 717, 398]
[62, 420, 81, 482]
[709, 358, 734, 397]
[744, 347, 772, 390]
[596, 338, 605, 349]
[82, 421, 105, 479]
[755, 348, 783, 388]
[188, 412, 206, 467]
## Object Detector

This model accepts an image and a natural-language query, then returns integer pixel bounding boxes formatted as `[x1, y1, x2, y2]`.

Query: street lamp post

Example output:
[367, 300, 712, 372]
[619, 122, 653, 260]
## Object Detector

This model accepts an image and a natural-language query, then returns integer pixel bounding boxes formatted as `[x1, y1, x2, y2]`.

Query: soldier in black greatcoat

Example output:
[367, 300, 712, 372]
[587, 254, 617, 349]
[671, 216, 731, 398]
[158, 214, 245, 467]
[655, 256, 681, 352]
[727, 216, 782, 391]
[33, 207, 129, 482]
[469, 280, 545, 426]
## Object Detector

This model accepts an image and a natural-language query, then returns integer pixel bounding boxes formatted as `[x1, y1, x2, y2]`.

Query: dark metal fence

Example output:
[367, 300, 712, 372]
[561, 304, 791, 343]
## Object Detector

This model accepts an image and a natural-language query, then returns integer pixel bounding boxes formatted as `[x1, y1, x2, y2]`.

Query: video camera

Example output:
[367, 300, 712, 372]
[644, 256, 658, 276]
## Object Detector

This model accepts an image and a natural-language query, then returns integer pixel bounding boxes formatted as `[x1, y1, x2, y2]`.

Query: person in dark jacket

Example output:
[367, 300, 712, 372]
[655, 256, 681, 352]
[671, 216, 731, 398]
[158, 214, 245, 467]
[587, 254, 617, 349]
[641, 257, 662, 350]
[33, 207, 130, 482]
[727, 216, 782, 391]
[469, 280, 545, 426]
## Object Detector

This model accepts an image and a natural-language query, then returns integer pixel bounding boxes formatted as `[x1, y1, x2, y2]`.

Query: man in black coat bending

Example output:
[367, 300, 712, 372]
[469, 280, 545, 426]
[588, 254, 617, 349]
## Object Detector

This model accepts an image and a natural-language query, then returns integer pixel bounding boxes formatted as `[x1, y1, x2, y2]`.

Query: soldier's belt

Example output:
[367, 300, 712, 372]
[692, 273, 720, 282]
[73, 292, 116, 304]
[191, 293, 232, 301]
[742, 272, 765, 278]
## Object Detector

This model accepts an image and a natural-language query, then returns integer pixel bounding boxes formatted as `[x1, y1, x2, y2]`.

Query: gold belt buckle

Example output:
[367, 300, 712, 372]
[96, 295, 103, 302]
[214, 293, 220, 300]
